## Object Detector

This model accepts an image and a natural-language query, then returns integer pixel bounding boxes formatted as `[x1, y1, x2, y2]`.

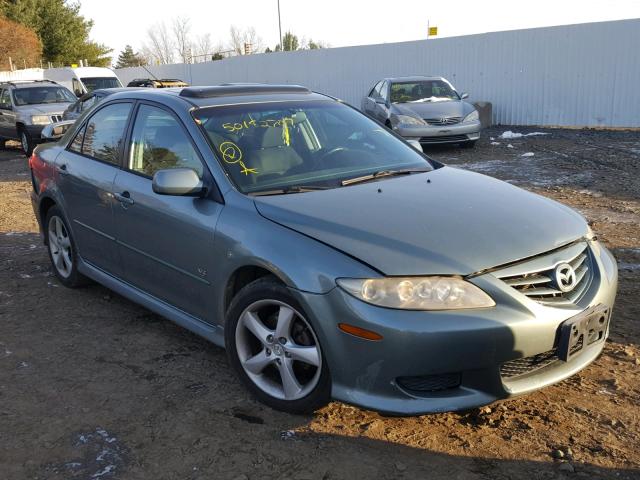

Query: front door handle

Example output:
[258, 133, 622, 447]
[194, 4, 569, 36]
[56, 164, 69, 175]
[114, 191, 134, 205]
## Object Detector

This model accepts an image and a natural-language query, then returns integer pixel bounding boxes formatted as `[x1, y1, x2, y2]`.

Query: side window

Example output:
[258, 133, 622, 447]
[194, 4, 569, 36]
[380, 81, 389, 102]
[69, 124, 86, 153]
[0, 89, 11, 109]
[72, 78, 83, 97]
[81, 95, 97, 112]
[128, 105, 203, 178]
[81, 103, 132, 164]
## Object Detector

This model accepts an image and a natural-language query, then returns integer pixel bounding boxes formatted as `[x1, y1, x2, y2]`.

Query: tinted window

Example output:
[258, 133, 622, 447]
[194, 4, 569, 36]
[0, 89, 11, 109]
[195, 100, 431, 194]
[81, 103, 132, 164]
[81, 77, 121, 92]
[129, 105, 203, 178]
[69, 124, 86, 153]
[12, 86, 76, 105]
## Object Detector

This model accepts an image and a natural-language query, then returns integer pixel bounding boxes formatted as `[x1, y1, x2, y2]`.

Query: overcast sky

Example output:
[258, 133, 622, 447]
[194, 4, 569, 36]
[80, 0, 640, 59]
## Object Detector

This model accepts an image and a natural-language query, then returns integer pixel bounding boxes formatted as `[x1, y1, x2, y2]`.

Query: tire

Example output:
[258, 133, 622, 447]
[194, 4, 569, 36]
[19, 127, 35, 157]
[44, 206, 90, 288]
[225, 277, 331, 414]
[460, 140, 477, 149]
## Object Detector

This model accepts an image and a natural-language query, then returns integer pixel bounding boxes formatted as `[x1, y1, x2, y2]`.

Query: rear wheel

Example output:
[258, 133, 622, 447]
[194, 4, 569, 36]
[225, 277, 331, 413]
[19, 128, 35, 157]
[45, 206, 90, 288]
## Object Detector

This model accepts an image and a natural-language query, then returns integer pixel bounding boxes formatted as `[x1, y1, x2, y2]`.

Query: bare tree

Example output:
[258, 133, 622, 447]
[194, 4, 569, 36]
[143, 22, 175, 65]
[229, 25, 264, 55]
[192, 33, 212, 62]
[172, 17, 192, 63]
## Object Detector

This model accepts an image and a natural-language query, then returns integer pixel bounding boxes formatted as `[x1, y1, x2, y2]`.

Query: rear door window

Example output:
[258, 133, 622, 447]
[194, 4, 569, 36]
[81, 102, 132, 164]
[128, 104, 203, 178]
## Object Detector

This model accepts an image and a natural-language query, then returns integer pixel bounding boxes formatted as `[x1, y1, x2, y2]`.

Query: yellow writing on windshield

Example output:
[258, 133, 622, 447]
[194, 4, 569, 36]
[219, 141, 258, 175]
[222, 116, 294, 134]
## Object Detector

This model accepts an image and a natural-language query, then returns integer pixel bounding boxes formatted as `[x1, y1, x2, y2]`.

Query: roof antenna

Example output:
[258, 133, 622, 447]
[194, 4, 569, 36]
[141, 64, 159, 81]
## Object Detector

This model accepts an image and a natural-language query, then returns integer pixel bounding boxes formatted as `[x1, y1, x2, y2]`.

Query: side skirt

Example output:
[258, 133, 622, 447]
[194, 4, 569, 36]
[78, 258, 225, 348]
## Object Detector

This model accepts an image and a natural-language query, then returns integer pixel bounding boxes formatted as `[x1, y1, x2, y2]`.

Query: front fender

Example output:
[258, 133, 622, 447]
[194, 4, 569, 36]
[211, 191, 379, 319]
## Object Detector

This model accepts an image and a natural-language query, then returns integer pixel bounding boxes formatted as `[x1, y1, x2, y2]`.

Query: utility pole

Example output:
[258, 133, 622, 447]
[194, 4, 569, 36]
[277, 0, 283, 51]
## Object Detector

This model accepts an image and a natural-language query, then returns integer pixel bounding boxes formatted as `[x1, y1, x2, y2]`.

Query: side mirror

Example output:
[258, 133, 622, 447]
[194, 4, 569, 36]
[41, 120, 76, 141]
[152, 168, 206, 197]
[460, 92, 469, 100]
[407, 140, 423, 152]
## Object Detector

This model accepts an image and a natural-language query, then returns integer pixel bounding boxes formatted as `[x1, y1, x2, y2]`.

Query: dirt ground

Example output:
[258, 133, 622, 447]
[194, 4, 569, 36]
[1, 127, 639, 480]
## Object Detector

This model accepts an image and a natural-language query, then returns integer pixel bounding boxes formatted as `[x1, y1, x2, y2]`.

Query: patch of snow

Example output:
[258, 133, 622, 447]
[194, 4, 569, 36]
[500, 130, 549, 139]
[520, 152, 535, 157]
[618, 262, 640, 272]
[489, 137, 495, 141]
[507, 144, 514, 148]
[91, 465, 116, 479]
[490, 141, 501, 146]
[19, 274, 32, 279]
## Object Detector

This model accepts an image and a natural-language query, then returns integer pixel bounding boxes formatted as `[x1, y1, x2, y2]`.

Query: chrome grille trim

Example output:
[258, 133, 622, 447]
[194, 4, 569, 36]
[50, 114, 63, 123]
[494, 242, 594, 306]
[424, 116, 462, 126]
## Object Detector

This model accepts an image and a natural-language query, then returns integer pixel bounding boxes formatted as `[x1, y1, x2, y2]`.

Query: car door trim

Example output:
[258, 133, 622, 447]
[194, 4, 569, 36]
[115, 238, 211, 286]
[73, 219, 116, 241]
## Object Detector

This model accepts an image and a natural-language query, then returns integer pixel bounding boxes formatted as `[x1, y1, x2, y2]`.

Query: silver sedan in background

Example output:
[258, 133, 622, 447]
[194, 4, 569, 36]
[362, 76, 481, 148]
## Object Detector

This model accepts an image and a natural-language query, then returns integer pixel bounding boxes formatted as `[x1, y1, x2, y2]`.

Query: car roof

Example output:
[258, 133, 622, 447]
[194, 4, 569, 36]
[105, 84, 332, 109]
[384, 76, 446, 83]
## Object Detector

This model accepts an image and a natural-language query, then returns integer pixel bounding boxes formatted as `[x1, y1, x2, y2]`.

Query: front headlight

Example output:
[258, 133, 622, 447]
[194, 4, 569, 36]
[31, 115, 51, 125]
[463, 110, 479, 123]
[393, 115, 425, 127]
[337, 277, 495, 310]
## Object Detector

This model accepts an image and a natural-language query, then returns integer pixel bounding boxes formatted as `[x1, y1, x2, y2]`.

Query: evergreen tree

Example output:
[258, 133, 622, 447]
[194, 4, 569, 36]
[115, 45, 145, 68]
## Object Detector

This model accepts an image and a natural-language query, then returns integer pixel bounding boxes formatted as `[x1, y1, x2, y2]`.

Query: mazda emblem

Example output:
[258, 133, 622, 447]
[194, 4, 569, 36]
[554, 263, 577, 293]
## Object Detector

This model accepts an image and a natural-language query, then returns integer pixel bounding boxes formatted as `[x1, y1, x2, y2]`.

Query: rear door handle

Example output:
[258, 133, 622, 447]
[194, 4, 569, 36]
[114, 191, 134, 205]
[56, 164, 69, 175]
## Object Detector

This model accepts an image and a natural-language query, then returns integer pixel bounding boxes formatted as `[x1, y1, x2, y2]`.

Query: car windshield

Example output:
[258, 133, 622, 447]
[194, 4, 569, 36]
[194, 100, 433, 194]
[81, 77, 121, 92]
[12, 86, 76, 105]
[390, 80, 459, 103]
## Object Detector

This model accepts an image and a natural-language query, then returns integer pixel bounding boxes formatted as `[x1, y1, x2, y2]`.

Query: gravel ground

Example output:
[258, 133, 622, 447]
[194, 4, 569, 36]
[0, 128, 639, 480]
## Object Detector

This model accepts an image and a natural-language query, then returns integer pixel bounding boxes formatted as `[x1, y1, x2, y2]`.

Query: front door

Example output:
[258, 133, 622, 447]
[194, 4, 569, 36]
[0, 89, 17, 139]
[55, 101, 133, 276]
[112, 103, 223, 321]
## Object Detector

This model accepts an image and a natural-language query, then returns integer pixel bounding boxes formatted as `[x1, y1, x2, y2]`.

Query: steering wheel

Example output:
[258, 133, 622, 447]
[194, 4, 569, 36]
[319, 147, 351, 168]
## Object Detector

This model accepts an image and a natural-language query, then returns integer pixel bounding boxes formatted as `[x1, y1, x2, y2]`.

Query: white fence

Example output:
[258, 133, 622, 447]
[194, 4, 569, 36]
[114, 18, 636, 128]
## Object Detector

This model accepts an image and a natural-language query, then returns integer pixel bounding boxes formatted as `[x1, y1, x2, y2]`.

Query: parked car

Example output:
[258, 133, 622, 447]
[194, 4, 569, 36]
[44, 67, 123, 97]
[126, 78, 189, 88]
[30, 84, 617, 415]
[362, 76, 481, 148]
[63, 88, 144, 121]
[0, 80, 76, 155]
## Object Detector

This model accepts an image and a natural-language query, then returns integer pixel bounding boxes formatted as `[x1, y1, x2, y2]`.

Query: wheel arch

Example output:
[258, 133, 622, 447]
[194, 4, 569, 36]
[223, 264, 287, 315]
[38, 196, 57, 243]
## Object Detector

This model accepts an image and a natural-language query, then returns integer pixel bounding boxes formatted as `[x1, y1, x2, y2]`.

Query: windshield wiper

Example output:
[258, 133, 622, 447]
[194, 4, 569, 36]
[341, 168, 430, 186]
[249, 185, 331, 196]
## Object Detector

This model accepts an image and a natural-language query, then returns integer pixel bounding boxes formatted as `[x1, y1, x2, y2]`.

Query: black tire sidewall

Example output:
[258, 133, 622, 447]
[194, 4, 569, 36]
[44, 206, 88, 288]
[19, 128, 34, 157]
[225, 278, 331, 414]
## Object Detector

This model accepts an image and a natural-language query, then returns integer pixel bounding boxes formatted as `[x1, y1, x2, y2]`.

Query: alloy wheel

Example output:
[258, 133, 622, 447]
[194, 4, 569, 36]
[48, 216, 73, 278]
[21, 132, 29, 154]
[235, 299, 322, 401]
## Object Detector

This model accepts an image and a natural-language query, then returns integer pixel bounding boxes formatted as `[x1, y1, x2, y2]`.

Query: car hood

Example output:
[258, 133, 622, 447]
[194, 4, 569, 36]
[391, 100, 474, 119]
[19, 103, 71, 115]
[253, 167, 589, 275]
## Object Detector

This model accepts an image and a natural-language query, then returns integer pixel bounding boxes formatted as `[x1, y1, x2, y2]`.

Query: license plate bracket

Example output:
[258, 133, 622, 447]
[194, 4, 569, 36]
[558, 305, 610, 362]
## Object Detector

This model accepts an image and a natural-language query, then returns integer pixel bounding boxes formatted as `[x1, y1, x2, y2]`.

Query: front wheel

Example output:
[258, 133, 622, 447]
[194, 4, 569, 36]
[45, 206, 90, 288]
[225, 277, 331, 413]
[19, 128, 35, 157]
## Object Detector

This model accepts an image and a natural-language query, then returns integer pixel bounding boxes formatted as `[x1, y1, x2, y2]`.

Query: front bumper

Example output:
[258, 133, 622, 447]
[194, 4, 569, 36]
[295, 241, 617, 415]
[395, 120, 481, 144]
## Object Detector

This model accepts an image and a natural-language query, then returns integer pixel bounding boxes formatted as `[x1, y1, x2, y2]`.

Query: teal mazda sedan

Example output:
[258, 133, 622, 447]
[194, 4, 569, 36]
[29, 84, 617, 414]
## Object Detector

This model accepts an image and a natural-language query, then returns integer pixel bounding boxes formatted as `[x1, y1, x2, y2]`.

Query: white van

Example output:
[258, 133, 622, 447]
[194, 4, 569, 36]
[43, 67, 122, 97]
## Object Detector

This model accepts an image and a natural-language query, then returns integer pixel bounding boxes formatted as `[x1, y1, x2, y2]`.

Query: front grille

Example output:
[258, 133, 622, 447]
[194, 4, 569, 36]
[397, 373, 461, 393]
[50, 114, 63, 123]
[500, 350, 558, 378]
[419, 134, 468, 143]
[495, 243, 594, 306]
[424, 116, 462, 126]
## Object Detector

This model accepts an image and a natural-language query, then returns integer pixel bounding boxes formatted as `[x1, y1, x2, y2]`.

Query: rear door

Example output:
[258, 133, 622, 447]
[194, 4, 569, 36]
[111, 102, 223, 321]
[362, 81, 382, 115]
[372, 81, 390, 123]
[55, 101, 133, 276]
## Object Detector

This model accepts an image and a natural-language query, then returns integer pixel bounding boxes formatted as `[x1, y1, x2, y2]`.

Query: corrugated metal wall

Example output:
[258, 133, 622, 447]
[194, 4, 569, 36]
[117, 19, 640, 128]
